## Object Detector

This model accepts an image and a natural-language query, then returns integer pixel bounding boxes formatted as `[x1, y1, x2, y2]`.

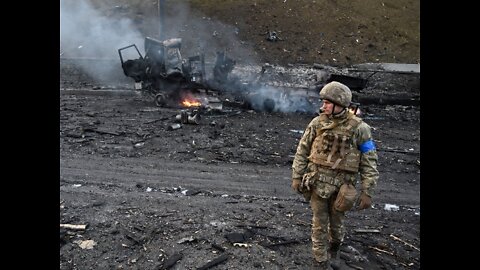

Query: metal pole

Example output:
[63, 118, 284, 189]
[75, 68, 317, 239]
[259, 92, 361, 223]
[158, 0, 165, 40]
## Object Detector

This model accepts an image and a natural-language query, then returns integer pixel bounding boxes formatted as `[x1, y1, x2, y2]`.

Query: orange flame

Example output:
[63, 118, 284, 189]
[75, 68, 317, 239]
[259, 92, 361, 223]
[181, 98, 202, 107]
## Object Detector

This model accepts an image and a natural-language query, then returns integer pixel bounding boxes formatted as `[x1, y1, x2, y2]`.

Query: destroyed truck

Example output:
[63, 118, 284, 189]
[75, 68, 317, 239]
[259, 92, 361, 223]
[118, 37, 235, 107]
[118, 37, 207, 106]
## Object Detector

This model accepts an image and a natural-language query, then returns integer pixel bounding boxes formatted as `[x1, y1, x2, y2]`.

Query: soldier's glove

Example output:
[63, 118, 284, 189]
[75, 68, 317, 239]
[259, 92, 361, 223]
[291, 178, 302, 193]
[357, 192, 372, 210]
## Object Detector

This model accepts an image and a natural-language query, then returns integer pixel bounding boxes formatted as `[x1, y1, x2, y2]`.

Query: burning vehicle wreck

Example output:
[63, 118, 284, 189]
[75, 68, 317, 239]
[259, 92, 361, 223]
[117, 36, 409, 115]
[118, 36, 324, 114]
[119, 37, 235, 109]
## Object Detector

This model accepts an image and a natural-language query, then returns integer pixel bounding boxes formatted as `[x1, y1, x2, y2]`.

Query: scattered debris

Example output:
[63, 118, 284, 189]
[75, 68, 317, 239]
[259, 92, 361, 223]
[390, 234, 420, 251]
[211, 243, 226, 252]
[60, 224, 87, 230]
[233, 243, 251, 248]
[196, 253, 229, 270]
[289, 129, 304, 135]
[266, 31, 282, 42]
[180, 189, 202, 196]
[83, 127, 122, 136]
[161, 252, 183, 270]
[167, 123, 182, 131]
[175, 110, 201, 125]
[73, 239, 96, 249]
[177, 236, 196, 244]
[369, 246, 394, 256]
[353, 228, 381, 233]
[384, 204, 400, 211]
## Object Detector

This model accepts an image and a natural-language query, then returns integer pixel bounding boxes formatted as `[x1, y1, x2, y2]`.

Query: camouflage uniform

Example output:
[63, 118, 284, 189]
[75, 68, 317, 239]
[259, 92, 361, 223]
[291, 83, 379, 265]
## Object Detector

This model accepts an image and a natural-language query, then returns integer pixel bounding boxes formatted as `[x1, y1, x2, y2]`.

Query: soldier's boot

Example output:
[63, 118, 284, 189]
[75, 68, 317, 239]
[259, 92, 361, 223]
[311, 259, 333, 270]
[329, 242, 341, 260]
[329, 242, 341, 270]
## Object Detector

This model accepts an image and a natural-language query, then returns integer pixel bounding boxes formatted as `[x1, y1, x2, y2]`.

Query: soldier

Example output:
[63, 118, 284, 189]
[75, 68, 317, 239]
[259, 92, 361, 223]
[291, 81, 379, 269]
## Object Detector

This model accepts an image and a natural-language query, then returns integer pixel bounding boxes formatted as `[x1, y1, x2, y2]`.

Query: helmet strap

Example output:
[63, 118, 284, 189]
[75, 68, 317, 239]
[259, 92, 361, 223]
[331, 103, 346, 116]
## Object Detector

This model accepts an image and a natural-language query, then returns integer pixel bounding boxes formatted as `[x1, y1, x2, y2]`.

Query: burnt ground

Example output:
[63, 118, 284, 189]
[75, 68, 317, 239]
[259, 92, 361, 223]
[60, 1, 420, 269]
[60, 63, 420, 270]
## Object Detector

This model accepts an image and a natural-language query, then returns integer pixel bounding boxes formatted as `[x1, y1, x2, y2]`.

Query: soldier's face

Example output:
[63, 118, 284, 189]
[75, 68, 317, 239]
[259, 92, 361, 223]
[321, 100, 344, 115]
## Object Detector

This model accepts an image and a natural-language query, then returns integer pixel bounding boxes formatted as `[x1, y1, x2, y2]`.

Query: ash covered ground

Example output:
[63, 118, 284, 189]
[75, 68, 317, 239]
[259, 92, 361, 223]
[60, 1, 420, 269]
[60, 61, 420, 270]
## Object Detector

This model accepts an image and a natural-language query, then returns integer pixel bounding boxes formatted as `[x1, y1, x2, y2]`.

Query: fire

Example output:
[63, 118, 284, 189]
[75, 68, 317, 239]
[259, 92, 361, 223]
[180, 91, 204, 107]
[181, 98, 202, 107]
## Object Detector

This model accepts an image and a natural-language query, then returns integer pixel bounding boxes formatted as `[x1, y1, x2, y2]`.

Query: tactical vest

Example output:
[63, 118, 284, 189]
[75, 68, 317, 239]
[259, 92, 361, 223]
[308, 113, 362, 173]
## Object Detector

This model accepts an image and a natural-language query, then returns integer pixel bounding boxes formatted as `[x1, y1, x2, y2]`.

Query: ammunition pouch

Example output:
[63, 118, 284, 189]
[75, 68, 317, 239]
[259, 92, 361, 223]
[333, 183, 358, 212]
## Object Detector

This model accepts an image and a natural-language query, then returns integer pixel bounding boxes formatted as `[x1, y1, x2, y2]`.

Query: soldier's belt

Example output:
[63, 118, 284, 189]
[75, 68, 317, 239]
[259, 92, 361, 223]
[313, 164, 356, 184]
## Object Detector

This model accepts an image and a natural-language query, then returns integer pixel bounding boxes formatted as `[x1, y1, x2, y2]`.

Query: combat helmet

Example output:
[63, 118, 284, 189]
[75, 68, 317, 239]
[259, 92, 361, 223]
[319, 81, 352, 107]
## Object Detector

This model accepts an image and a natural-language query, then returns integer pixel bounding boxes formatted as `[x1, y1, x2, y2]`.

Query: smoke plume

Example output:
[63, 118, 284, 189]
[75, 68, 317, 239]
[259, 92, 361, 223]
[60, 0, 144, 82]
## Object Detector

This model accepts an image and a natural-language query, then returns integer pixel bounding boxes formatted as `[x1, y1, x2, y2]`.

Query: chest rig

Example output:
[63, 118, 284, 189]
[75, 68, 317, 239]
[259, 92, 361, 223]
[308, 113, 362, 173]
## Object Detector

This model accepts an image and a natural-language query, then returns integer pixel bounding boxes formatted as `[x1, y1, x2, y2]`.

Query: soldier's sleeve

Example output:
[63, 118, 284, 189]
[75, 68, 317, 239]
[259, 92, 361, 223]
[354, 122, 379, 197]
[291, 119, 317, 180]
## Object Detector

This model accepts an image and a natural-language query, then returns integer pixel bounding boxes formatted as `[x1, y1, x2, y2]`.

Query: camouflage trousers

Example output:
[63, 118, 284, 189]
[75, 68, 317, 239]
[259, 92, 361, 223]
[310, 191, 345, 263]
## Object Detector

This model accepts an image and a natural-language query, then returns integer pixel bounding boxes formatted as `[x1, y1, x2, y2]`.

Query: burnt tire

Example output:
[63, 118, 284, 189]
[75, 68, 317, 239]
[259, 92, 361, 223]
[155, 93, 167, 107]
